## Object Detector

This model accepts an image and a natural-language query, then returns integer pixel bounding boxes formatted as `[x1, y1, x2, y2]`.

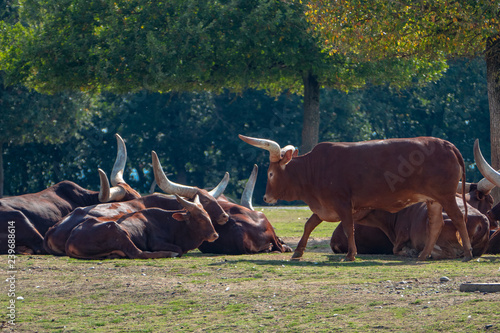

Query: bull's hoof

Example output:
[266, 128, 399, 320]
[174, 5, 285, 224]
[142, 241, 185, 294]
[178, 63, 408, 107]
[345, 255, 356, 262]
[462, 255, 473, 262]
[417, 254, 429, 261]
[291, 252, 303, 261]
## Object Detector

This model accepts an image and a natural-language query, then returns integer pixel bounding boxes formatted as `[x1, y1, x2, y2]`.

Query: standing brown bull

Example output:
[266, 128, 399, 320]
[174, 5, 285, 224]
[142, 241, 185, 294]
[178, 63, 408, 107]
[330, 139, 499, 259]
[239, 134, 472, 261]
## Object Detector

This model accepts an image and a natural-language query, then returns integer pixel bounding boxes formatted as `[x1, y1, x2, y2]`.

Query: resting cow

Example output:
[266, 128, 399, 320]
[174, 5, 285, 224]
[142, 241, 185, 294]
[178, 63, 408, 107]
[331, 197, 490, 259]
[239, 134, 473, 261]
[44, 151, 229, 255]
[64, 195, 218, 259]
[330, 140, 500, 258]
[198, 165, 292, 254]
[0, 134, 141, 254]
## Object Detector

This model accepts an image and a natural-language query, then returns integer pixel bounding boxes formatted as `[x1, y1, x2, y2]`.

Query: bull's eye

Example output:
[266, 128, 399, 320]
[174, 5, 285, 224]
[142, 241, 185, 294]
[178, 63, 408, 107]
[269, 172, 274, 179]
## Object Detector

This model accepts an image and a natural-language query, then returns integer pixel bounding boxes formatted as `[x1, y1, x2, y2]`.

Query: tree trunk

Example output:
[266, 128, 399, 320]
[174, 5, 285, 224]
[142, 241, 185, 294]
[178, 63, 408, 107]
[486, 35, 500, 203]
[0, 143, 4, 198]
[301, 71, 321, 153]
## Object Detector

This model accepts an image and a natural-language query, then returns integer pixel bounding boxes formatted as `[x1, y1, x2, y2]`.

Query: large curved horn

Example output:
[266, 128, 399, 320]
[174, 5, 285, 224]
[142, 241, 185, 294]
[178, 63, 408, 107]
[208, 172, 230, 199]
[241, 164, 258, 210]
[110, 134, 127, 186]
[239, 134, 282, 162]
[474, 139, 500, 188]
[152, 151, 198, 198]
[98, 168, 127, 202]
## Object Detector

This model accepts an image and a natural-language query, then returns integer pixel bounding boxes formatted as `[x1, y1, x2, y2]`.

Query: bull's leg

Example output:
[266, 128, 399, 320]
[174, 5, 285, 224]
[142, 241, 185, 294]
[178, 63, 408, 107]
[419, 201, 444, 261]
[65, 221, 179, 259]
[441, 200, 473, 261]
[292, 214, 323, 260]
[340, 211, 357, 261]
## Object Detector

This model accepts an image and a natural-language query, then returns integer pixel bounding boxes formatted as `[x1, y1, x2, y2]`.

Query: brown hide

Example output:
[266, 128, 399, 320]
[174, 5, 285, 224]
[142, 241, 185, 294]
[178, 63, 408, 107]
[331, 197, 490, 259]
[487, 229, 500, 254]
[44, 190, 227, 256]
[331, 189, 494, 258]
[0, 181, 140, 254]
[64, 199, 218, 260]
[197, 195, 292, 254]
[241, 135, 472, 261]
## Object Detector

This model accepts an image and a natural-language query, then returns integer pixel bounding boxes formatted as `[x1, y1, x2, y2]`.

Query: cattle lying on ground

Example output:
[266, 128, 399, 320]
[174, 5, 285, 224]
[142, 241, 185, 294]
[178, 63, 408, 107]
[330, 139, 500, 259]
[239, 134, 473, 261]
[44, 151, 229, 256]
[64, 195, 219, 259]
[0, 134, 141, 254]
[198, 165, 292, 254]
[330, 197, 490, 259]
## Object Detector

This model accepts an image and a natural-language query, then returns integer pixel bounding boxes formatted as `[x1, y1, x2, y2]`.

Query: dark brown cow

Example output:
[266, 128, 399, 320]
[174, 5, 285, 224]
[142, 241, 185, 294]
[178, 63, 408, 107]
[198, 165, 292, 254]
[0, 134, 141, 254]
[64, 195, 218, 259]
[44, 151, 229, 255]
[330, 139, 499, 258]
[239, 134, 473, 261]
[331, 196, 490, 259]
[487, 229, 500, 254]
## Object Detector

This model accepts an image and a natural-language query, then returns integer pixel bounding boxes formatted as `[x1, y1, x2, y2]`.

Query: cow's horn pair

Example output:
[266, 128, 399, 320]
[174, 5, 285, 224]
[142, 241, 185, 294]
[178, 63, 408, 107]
[98, 134, 129, 202]
[152, 151, 229, 199]
[474, 139, 500, 191]
[240, 164, 258, 211]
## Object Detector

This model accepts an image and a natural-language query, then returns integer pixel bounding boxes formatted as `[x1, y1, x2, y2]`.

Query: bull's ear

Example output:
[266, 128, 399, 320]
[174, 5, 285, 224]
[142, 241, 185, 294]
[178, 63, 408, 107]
[280, 148, 294, 168]
[292, 147, 299, 158]
[172, 212, 189, 222]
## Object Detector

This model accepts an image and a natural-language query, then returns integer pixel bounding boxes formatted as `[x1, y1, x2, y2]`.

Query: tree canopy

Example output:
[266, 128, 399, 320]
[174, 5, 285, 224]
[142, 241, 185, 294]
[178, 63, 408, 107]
[1, 0, 453, 152]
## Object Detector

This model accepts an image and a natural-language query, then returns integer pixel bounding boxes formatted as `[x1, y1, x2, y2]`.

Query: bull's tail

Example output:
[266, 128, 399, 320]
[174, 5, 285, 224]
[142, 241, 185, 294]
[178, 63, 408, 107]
[455, 146, 468, 224]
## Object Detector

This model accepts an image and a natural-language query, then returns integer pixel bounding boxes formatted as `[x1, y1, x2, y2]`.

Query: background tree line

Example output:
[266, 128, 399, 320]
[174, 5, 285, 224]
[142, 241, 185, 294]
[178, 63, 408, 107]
[2, 58, 489, 204]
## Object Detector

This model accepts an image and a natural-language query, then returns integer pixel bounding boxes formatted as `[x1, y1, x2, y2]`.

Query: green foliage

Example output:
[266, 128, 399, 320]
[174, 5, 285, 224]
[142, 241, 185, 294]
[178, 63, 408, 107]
[304, 0, 500, 60]
[2, 59, 490, 197]
[1, 0, 451, 95]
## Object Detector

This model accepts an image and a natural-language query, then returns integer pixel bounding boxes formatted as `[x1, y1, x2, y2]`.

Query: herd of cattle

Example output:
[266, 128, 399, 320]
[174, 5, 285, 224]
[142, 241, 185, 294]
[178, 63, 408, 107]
[1, 134, 500, 261]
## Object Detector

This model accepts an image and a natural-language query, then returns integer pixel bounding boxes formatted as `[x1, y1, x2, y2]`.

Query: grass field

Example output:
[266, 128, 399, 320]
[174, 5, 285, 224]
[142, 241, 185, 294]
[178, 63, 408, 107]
[1, 207, 499, 332]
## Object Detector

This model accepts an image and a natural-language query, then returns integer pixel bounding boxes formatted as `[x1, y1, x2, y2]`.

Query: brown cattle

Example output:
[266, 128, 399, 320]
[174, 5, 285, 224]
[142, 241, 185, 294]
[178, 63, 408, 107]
[239, 134, 472, 261]
[0, 134, 141, 254]
[330, 139, 499, 259]
[44, 151, 229, 255]
[64, 195, 218, 259]
[487, 229, 500, 254]
[331, 196, 490, 259]
[198, 165, 292, 254]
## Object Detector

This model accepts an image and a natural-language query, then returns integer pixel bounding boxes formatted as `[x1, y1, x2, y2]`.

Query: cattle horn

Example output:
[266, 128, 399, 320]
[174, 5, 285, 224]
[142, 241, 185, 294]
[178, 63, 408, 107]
[152, 151, 199, 198]
[239, 134, 282, 163]
[175, 194, 200, 211]
[208, 172, 230, 199]
[98, 168, 127, 202]
[456, 182, 471, 194]
[474, 139, 500, 189]
[241, 164, 258, 211]
[110, 134, 127, 186]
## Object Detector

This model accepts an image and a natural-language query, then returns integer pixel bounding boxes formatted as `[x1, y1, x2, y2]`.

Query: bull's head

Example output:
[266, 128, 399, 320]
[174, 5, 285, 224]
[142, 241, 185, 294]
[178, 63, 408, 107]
[238, 134, 298, 204]
[174, 194, 219, 243]
[151, 151, 230, 224]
